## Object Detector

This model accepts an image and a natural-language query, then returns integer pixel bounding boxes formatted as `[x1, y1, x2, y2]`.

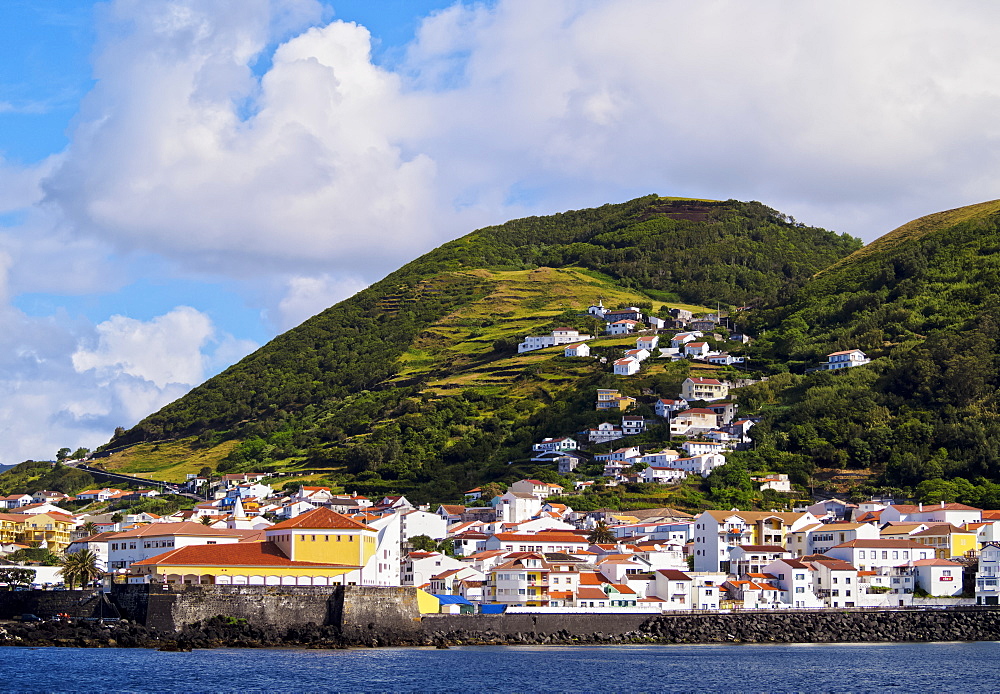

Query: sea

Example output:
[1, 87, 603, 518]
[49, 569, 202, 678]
[0, 641, 997, 693]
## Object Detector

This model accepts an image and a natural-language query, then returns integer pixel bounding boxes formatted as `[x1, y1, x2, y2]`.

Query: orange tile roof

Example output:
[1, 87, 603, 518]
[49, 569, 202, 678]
[111, 522, 244, 539]
[133, 541, 359, 568]
[268, 507, 370, 531]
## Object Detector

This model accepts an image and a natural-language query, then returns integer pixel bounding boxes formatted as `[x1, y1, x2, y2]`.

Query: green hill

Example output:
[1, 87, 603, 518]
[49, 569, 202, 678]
[737, 199, 1000, 505]
[89, 195, 858, 502]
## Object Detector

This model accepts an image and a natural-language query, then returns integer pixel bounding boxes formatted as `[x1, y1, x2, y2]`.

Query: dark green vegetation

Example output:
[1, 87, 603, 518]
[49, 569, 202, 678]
[87, 196, 857, 505]
[0, 461, 95, 496]
[739, 200, 1000, 505]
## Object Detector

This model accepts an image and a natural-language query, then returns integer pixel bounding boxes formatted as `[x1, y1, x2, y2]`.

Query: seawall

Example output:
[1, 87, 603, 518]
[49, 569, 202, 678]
[4, 587, 1000, 648]
[423, 608, 1000, 645]
[111, 584, 424, 642]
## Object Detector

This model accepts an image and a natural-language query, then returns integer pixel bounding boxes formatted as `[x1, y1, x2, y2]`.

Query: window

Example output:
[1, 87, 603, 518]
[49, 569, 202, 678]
[882, 551, 888, 560]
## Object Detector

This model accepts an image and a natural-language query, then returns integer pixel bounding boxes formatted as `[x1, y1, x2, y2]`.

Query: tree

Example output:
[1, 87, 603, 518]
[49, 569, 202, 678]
[200, 515, 214, 526]
[56, 447, 71, 461]
[479, 482, 505, 501]
[436, 538, 455, 557]
[81, 521, 98, 537]
[110, 512, 123, 524]
[71, 447, 90, 460]
[409, 535, 437, 552]
[59, 550, 102, 589]
[587, 520, 615, 545]
[0, 567, 35, 588]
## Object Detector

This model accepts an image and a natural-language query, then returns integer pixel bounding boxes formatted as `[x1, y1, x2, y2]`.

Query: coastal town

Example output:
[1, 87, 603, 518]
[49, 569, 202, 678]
[0, 302, 996, 619]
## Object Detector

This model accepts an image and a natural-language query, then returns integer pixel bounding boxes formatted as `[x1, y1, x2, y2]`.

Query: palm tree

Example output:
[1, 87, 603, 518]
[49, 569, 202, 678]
[200, 515, 214, 526]
[81, 521, 98, 537]
[587, 520, 615, 545]
[59, 550, 102, 589]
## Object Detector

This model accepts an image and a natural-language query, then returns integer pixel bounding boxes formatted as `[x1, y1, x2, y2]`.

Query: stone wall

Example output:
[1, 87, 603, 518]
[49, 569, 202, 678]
[423, 608, 1000, 645]
[0, 589, 109, 620]
[109, 584, 424, 640]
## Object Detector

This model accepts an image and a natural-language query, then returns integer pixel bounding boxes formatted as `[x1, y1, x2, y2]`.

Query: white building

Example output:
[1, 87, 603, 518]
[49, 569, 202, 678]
[518, 328, 593, 353]
[607, 320, 639, 335]
[824, 539, 934, 571]
[822, 349, 870, 370]
[107, 523, 254, 572]
[641, 466, 688, 484]
[636, 335, 659, 351]
[911, 558, 964, 597]
[532, 437, 578, 453]
[692, 510, 819, 572]
[613, 358, 640, 376]
[976, 541, 1000, 605]
[564, 343, 591, 358]
[671, 454, 726, 477]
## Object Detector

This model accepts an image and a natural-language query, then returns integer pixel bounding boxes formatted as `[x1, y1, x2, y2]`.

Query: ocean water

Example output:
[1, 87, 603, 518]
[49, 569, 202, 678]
[0, 641, 997, 693]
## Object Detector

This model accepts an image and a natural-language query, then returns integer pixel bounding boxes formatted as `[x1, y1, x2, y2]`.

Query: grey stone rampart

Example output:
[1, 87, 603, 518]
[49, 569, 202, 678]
[0, 589, 108, 619]
[423, 607, 1000, 644]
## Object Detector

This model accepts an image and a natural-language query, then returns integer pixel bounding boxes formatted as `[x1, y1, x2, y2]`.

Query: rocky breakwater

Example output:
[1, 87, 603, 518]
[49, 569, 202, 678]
[0, 616, 433, 650]
[424, 608, 1000, 646]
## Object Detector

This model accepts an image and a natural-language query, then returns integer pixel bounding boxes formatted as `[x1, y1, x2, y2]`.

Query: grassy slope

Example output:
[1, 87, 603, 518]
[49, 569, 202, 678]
[97, 266, 712, 482]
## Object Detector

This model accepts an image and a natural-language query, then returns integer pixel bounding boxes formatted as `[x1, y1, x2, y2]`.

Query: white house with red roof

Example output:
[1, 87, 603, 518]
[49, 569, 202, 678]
[564, 343, 591, 358]
[510, 479, 563, 501]
[107, 522, 259, 572]
[683, 341, 711, 358]
[911, 558, 964, 596]
[654, 398, 688, 417]
[879, 501, 982, 526]
[670, 331, 703, 349]
[606, 319, 639, 335]
[587, 422, 625, 444]
[613, 357, 640, 375]
[822, 349, 870, 370]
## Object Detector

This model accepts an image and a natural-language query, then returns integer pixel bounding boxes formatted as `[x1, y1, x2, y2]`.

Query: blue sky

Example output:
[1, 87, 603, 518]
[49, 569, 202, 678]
[1, 0, 1000, 463]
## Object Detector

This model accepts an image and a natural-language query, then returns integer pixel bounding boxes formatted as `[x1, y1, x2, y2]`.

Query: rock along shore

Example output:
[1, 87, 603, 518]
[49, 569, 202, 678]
[3, 608, 1000, 650]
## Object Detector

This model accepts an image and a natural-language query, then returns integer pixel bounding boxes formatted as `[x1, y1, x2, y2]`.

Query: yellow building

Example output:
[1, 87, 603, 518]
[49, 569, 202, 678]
[0, 513, 24, 544]
[595, 389, 636, 411]
[912, 524, 978, 560]
[131, 507, 377, 586]
[19, 512, 75, 552]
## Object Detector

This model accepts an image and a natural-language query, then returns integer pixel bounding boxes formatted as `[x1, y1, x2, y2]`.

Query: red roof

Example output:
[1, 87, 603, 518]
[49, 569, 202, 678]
[268, 507, 370, 531]
[133, 542, 359, 568]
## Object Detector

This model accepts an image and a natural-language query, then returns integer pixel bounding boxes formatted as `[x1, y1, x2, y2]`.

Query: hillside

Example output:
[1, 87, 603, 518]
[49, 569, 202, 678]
[86, 195, 858, 502]
[736, 199, 1000, 506]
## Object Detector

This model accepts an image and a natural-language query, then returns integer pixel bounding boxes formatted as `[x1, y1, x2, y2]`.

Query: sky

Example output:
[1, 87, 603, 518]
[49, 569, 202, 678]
[2, 0, 1000, 464]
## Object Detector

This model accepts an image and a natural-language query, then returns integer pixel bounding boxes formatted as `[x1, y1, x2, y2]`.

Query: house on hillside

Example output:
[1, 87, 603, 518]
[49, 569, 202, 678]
[681, 377, 729, 402]
[595, 389, 636, 411]
[518, 328, 593, 354]
[607, 320, 640, 335]
[654, 398, 688, 418]
[684, 341, 711, 358]
[636, 335, 659, 352]
[821, 349, 870, 370]
[670, 331, 702, 349]
[587, 422, 625, 444]
[532, 437, 578, 453]
[613, 358, 640, 376]
[564, 343, 590, 357]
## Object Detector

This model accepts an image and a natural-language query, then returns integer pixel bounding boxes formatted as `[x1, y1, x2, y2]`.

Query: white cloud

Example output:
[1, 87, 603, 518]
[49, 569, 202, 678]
[4, 0, 1000, 463]
[0, 303, 255, 464]
[72, 306, 214, 388]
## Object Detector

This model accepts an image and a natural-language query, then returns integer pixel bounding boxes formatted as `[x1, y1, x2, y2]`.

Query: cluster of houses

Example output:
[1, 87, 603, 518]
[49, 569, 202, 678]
[415, 495, 1000, 612]
[5, 468, 1000, 616]
[527, 382, 755, 487]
